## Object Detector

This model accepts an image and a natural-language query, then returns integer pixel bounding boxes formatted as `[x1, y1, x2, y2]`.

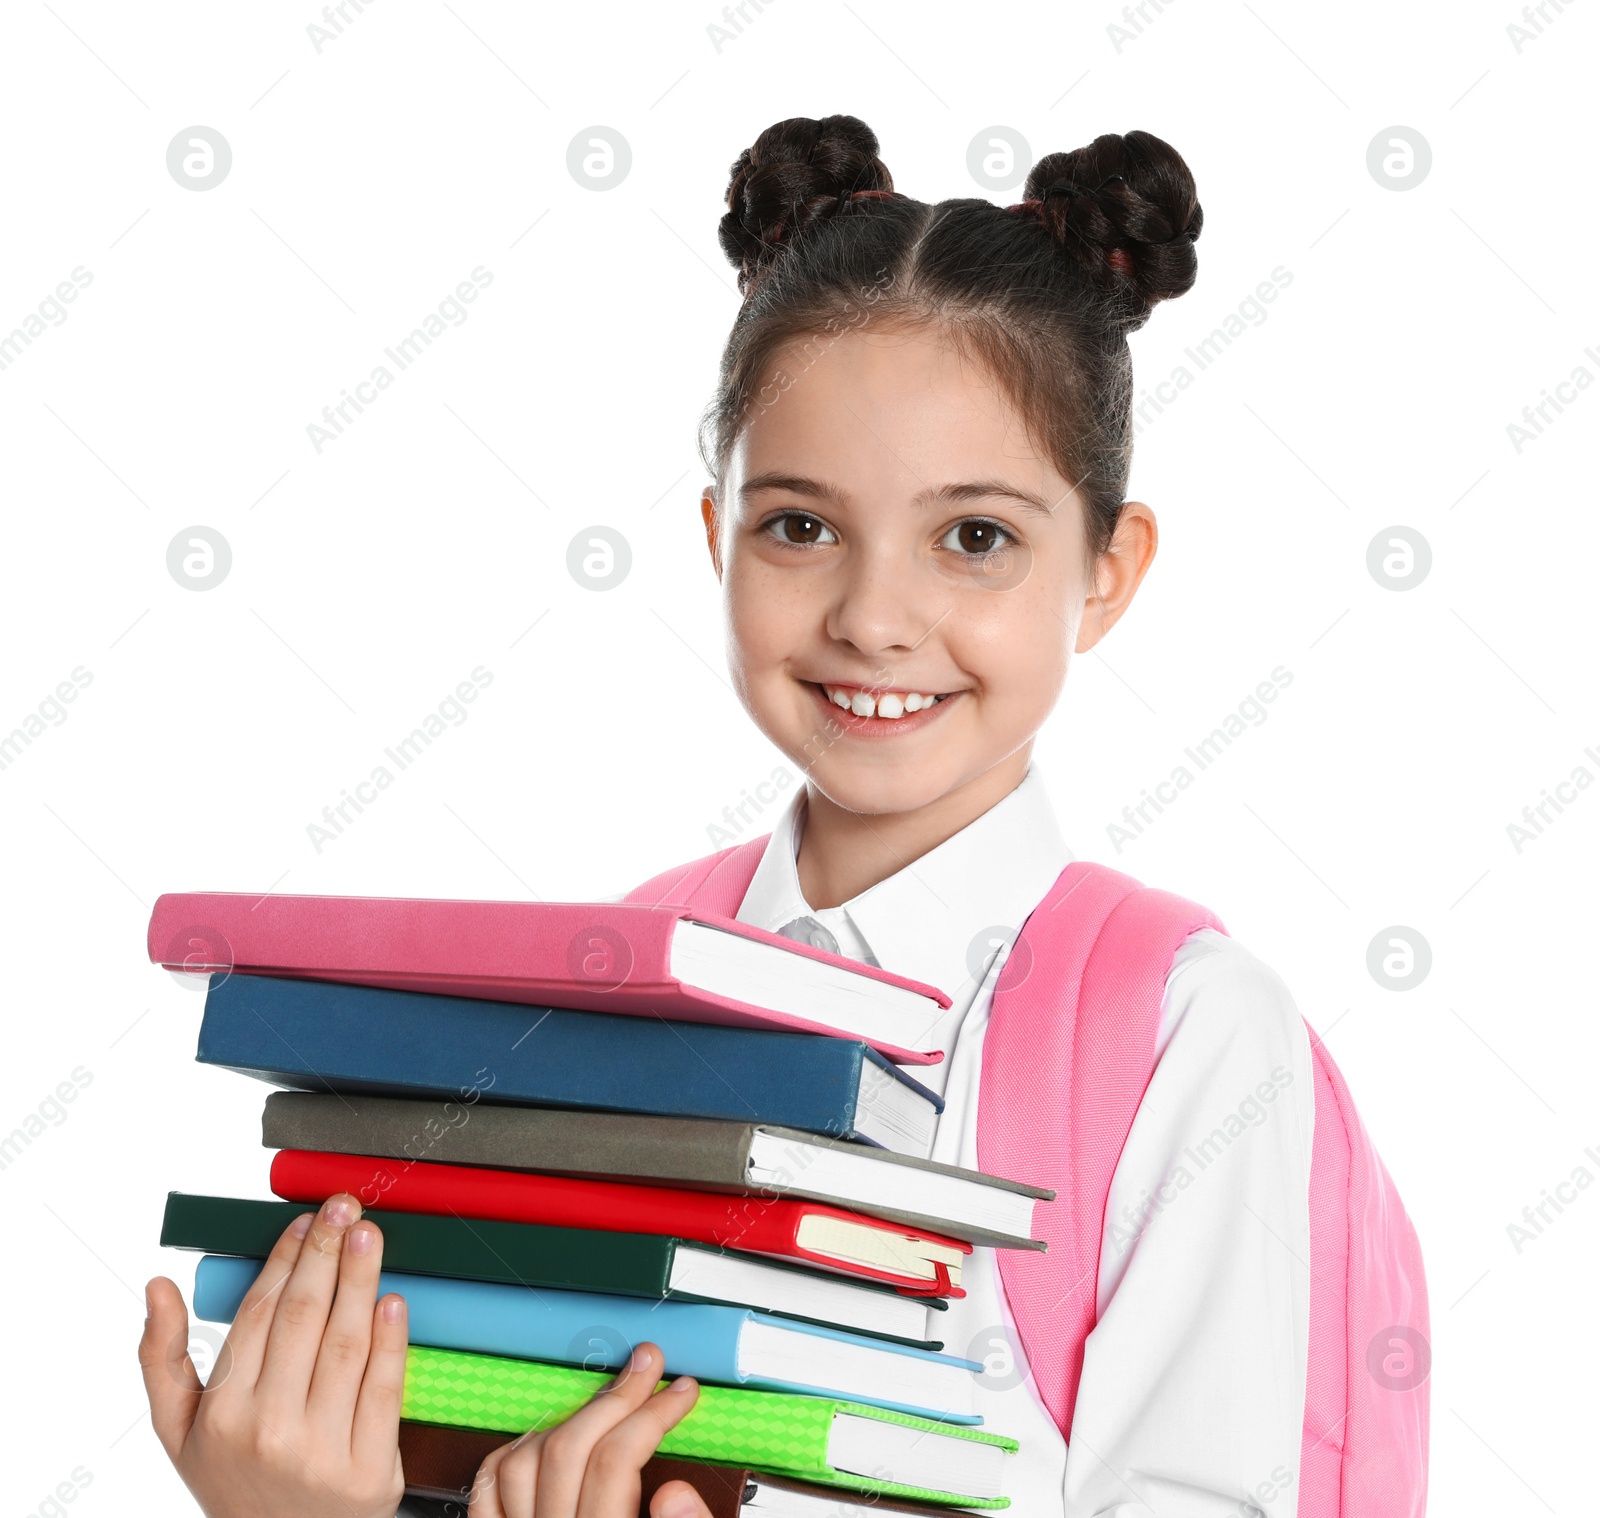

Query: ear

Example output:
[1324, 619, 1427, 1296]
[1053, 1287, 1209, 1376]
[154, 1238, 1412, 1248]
[701, 488, 724, 580]
[1076, 500, 1157, 653]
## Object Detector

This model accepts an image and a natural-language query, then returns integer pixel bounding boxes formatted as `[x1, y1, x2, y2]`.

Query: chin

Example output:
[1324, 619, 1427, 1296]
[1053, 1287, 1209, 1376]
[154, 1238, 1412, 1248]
[801, 756, 966, 819]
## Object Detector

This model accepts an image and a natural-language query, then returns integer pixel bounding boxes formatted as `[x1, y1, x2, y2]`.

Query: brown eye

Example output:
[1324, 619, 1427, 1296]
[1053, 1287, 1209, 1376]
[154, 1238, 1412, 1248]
[943, 519, 1010, 556]
[767, 513, 836, 546]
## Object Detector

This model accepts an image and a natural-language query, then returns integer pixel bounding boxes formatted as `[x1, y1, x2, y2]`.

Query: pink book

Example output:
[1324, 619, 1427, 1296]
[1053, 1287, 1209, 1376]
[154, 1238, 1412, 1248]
[148, 892, 951, 1064]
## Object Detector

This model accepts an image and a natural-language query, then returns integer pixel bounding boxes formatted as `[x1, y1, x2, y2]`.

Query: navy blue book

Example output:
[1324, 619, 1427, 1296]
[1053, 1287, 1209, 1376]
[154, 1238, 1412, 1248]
[197, 973, 943, 1156]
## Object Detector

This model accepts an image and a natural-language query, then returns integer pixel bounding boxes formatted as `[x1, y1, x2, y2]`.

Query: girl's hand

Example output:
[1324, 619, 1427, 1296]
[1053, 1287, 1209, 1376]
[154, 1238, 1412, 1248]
[468, 1343, 714, 1518]
[138, 1193, 407, 1518]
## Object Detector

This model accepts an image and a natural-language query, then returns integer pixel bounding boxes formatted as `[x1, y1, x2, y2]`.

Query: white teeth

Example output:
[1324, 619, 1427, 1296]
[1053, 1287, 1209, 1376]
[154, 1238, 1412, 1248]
[822, 685, 942, 718]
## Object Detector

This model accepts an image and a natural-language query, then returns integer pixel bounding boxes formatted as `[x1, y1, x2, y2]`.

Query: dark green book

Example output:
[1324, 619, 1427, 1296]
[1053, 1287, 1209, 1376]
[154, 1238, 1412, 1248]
[158, 1193, 944, 1349]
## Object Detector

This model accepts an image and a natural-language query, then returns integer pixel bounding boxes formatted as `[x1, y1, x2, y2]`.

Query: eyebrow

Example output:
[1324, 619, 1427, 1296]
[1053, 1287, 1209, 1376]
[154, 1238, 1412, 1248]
[739, 471, 1061, 515]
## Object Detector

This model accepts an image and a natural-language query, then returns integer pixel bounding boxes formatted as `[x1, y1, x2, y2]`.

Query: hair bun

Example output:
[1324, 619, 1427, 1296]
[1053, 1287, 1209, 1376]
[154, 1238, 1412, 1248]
[1023, 129, 1202, 327]
[718, 114, 894, 295]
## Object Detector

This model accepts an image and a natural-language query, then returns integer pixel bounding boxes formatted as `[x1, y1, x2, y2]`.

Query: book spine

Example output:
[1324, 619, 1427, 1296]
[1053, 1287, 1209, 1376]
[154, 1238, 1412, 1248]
[259, 1093, 756, 1191]
[161, 1192, 677, 1297]
[269, 1148, 801, 1249]
[150, 893, 683, 990]
[201, 973, 868, 1137]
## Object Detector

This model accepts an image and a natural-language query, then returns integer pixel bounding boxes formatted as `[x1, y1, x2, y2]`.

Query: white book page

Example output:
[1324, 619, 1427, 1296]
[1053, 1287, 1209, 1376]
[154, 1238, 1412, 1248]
[747, 1129, 1037, 1240]
[736, 1319, 972, 1418]
[669, 919, 936, 1049]
[827, 1414, 1006, 1498]
[666, 1247, 931, 1341]
[852, 1060, 936, 1156]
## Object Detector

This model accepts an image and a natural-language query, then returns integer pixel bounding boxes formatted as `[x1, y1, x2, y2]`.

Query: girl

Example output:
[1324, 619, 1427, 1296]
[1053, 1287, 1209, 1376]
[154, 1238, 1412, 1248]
[140, 114, 1350, 1517]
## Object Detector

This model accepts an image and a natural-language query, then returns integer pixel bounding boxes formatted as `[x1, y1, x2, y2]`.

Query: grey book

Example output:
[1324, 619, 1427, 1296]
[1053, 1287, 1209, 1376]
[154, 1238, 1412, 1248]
[261, 1091, 1052, 1250]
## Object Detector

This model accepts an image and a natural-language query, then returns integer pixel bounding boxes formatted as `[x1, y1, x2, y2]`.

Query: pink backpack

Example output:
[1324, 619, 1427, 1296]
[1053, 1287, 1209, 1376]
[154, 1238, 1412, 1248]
[628, 843, 1430, 1517]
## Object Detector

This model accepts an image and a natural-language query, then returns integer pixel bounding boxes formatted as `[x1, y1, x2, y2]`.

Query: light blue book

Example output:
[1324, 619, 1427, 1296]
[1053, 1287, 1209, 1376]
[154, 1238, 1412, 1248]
[193, 1255, 984, 1425]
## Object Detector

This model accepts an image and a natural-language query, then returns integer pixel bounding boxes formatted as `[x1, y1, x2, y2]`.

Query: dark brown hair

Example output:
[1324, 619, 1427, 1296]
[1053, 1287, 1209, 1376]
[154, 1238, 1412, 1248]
[700, 114, 1202, 561]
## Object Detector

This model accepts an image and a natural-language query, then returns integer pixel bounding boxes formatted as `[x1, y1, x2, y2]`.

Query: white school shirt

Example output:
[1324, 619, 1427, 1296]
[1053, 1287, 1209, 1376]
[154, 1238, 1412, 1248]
[733, 769, 1315, 1518]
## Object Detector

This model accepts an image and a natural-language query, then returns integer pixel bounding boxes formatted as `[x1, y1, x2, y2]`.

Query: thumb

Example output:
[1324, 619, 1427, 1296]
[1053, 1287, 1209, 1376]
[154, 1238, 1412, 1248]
[649, 1479, 715, 1518]
[138, 1277, 202, 1462]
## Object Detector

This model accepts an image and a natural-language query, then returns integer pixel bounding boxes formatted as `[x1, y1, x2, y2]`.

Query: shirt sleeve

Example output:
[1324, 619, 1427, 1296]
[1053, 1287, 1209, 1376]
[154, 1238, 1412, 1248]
[1061, 927, 1314, 1517]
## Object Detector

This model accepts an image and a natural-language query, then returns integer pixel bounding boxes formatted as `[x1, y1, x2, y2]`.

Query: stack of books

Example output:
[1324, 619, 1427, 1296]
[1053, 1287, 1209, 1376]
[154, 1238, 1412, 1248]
[148, 890, 1052, 1513]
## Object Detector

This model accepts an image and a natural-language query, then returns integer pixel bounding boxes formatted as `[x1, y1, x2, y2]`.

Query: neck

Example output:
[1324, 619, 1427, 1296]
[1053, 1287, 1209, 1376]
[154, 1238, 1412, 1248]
[795, 747, 1034, 909]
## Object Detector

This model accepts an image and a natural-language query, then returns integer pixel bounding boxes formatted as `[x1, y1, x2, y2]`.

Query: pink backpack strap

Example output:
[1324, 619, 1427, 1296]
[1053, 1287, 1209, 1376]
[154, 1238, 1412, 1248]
[1300, 1037, 1430, 1518]
[623, 837, 769, 915]
[977, 859, 1225, 1439]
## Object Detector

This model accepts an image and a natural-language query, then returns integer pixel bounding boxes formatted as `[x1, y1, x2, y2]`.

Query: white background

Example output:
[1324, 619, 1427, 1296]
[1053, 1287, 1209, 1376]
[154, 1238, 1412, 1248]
[1, 1, 1595, 1514]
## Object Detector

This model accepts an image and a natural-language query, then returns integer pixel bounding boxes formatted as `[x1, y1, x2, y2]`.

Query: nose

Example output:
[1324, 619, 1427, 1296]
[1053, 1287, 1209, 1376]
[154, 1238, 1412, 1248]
[824, 540, 943, 659]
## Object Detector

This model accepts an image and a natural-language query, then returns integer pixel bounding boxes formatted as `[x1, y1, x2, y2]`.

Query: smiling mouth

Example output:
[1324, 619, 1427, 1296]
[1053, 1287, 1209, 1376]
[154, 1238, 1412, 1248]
[815, 683, 953, 720]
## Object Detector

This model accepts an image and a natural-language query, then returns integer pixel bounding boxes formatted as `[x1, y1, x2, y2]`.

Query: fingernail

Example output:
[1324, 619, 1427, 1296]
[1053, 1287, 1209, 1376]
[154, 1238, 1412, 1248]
[321, 1196, 356, 1227]
[382, 1295, 405, 1323]
[629, 1344, 650, 1371]
[347, 1223, 376, 1255]
[291, 1213, 314, 1238]
[670, 1375, 696, 1392]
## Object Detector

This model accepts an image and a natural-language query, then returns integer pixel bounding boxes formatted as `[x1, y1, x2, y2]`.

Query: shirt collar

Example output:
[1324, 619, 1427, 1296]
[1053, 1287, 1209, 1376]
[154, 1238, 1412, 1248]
[734, 765, 1073, 1006]
[736, 788, 817, 948]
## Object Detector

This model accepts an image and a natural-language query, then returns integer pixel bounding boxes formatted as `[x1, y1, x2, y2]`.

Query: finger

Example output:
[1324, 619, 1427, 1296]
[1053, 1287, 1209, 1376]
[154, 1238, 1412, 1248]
[255, 1193, 362, 1412]
[465, 1439, 522, 1518]
[138, 1277, 202, 1463]
[540, 1344, 672, 1518]
[489, 1433, 540, 1518]
[306, 1218, 383, 1427]
[648, 1479, 717, 1518]
[214, 1210, 315, 1388]
[351, 1290, 409, 1469]
[470, 1431, 546, 1518]
[575, 1374, 703, 1518]
[466, 1466, 506, 1518]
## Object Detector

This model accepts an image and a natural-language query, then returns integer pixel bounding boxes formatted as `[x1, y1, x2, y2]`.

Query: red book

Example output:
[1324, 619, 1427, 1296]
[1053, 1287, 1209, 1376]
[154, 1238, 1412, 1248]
[149, 892, 950, 1063]
[271, 1148, 972, 1296]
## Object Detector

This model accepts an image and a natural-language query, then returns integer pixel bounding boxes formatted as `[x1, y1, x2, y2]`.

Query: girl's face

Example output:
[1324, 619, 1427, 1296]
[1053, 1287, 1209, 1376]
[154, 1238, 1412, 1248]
[704, 323, 1153, 820]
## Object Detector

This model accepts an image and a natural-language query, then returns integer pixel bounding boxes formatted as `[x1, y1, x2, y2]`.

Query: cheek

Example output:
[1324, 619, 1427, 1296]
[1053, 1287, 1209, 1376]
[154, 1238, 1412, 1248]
[956, 580, 1073, 710]
[723, 553, 810, 677]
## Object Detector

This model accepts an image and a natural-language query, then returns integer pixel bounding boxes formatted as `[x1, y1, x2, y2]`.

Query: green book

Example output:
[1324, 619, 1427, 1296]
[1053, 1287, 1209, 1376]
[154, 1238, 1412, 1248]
[158, 1193, 942, 1349]
[402, 1345, 1019, 1509]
